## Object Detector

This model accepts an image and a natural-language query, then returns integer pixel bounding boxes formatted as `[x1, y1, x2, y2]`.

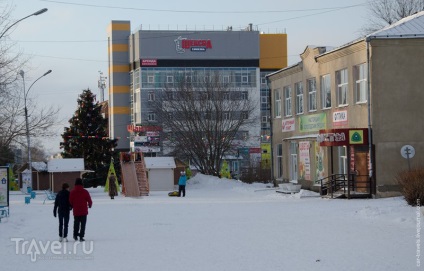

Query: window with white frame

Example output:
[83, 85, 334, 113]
[307, 78, 317, 111]
[284, 86, 292, 117]
[148, 91, 155, 101]
[148, 112, 156, 122]
[242, 75, 249, 84]
[223, 75, 230, 84]
[336, 69, 348, 106]
[224, 112, 231, 120]
[241, 91, 248, 100]
[295, 82, 303, 115]
[321, 74, 331, 109]
[167, 75, 174, 83]
[134, 70, 140, 90]
[223, 92, 230, 100]
[148, 75, 154, 84]
[354, 63, 367, 103]
[274, 89, 281, 117]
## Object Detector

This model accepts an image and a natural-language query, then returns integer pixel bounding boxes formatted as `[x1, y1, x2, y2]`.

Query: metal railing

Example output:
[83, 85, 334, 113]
[319, 174, 372, 199]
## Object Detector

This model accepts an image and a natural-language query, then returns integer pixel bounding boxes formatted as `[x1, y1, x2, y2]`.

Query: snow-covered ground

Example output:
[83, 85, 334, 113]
[0, 174, 421, 271]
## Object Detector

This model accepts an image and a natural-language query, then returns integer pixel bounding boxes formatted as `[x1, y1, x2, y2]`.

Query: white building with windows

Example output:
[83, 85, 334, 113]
[107, 21, 287, 172]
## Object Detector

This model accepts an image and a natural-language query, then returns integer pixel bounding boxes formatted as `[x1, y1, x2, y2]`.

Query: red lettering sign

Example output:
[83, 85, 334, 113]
[127, 125, 162, 133]
[182, 39, 212, 49]
[141, 59, 157, 66]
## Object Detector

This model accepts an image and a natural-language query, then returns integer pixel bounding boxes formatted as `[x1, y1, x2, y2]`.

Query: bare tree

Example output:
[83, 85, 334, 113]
[362, 0, 424, 34]
[154, 72, 259, 176]
[0, 3, 60, 164]
[0, 85, 59, 163]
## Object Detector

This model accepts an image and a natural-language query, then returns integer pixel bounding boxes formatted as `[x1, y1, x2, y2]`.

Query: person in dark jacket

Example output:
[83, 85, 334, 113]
[108, 173, 118, 200]
[178, 171, 187, 197]
[69, 178, 92, 242]
[53, 183, 72, 242]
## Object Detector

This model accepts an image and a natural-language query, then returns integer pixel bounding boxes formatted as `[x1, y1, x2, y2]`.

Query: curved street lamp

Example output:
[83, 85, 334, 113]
[19, 69, 52, 191]
[0, 8, 48, 39]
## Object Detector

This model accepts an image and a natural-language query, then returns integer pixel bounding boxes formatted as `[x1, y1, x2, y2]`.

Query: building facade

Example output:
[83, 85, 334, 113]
[267, 12, 424, 197]
[107, 21, 287, 169]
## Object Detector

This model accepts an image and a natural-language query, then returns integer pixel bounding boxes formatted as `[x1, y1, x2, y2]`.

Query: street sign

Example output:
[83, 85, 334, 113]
[401, 145, 415, 159]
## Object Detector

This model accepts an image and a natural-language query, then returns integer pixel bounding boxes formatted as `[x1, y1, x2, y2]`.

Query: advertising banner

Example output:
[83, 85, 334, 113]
[0, 167, 9, 206]
[299, 142, 311, 180]
[332, 110, 348, 127]
[299, 113, 326, 132]
[315, 142, 325, 181]
[282, 118, 295, 132]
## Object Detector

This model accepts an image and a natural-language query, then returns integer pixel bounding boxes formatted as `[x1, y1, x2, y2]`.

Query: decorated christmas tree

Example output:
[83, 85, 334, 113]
[60, 89, 117, 186]
[104, 159, 120, 192]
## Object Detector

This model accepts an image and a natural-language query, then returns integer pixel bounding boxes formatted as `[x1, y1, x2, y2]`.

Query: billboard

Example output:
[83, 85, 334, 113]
[134, 31, 260, 60]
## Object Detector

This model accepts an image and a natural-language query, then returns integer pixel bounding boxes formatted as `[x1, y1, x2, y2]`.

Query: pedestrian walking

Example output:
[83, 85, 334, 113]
[108, 173, 118, 199]
[69, 178, 92, 242]
[178, 171, 187, 197]
[53, 183, 72, 242]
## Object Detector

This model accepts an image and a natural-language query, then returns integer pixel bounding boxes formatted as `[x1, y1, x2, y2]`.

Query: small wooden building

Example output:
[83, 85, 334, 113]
[144, 157, 176, 191]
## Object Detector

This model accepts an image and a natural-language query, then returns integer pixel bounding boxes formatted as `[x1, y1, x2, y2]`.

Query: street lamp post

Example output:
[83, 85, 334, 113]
[19, 70, 52, 192]
[0, 8, 48, 39]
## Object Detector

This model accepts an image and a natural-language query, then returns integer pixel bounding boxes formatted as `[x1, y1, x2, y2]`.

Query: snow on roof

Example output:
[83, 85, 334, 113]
[47, 158, 85, 172]
[31, 162, 47, 172]
[367, 11, 424, 40]
[144, 157, 176, 169]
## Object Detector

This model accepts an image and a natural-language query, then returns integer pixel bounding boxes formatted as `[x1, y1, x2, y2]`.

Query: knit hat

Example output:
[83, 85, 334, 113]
[75, 178, 83, 185]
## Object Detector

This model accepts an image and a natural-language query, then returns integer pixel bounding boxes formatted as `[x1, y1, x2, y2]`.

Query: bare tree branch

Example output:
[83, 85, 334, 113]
[154, 71, 259, 175]
[361, 0, 424, 35]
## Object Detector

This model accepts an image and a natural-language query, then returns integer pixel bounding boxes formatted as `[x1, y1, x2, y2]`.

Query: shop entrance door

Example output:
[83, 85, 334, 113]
[354, 150, 369, 193]
[290, 154, 298, 183]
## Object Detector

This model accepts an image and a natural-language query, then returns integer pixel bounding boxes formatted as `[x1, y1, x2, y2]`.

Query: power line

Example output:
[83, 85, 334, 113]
[41, 0, 367, 14]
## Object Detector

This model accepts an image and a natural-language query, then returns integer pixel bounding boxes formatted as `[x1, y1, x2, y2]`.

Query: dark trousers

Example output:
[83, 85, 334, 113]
[73, 215, 87, 238]
[178, 185, 186, 197]
[58, 213, 70, 238]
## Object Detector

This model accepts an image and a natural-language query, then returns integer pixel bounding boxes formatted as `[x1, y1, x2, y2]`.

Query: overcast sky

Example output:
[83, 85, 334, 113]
[5, 0, 370, 155]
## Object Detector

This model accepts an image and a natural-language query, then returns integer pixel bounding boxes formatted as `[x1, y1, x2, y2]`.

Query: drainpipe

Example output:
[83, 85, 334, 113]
[366, 38, 374, 194]
[266, 76, 277, 187]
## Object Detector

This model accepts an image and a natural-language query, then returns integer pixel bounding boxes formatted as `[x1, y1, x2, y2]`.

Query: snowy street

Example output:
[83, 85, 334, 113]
[0, 174, 420, 271]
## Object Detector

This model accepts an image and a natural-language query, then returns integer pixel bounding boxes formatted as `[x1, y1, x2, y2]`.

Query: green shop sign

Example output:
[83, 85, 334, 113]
[299, 113, 327, 132]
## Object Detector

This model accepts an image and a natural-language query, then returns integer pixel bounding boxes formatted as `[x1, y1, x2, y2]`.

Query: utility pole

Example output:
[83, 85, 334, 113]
[98, 71, 107, 102]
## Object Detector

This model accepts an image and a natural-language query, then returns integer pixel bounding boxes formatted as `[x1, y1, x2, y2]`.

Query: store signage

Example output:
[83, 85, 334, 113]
[127, 125, 162, 133]
[0, 167, 8, 206]
[282, 118, 295, 132]
[317, 128, 368, 146]
[174, 36, 212, 54]
[141, 59, 157, 66]
[333, 110, 348, 127]
[299, 113, 326, 132]
[134, 146, 161, 153]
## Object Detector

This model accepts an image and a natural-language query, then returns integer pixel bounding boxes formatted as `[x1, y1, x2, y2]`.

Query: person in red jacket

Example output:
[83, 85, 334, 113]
[69, 178, 92, 242]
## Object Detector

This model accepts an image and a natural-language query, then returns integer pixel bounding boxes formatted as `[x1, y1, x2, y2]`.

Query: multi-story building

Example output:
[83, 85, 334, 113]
[267, 11, 424, 197]
[107, 21, 287, 169]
